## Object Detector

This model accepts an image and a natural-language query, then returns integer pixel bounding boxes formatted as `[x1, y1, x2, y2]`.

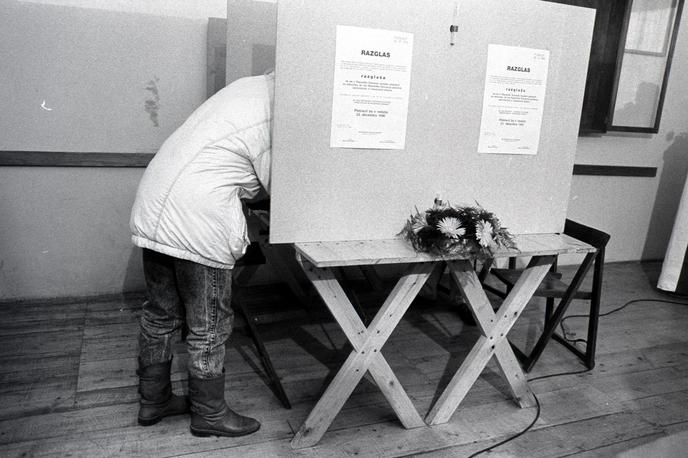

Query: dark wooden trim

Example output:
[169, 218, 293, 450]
[652, 0, 684, 132]
[607, 0, 684, 133]
[0, 151, 154, 167]
[573, 164, 657, 177]
[606, 0, 632, 132]
[1, 153, 659, 178]
[605, 126, 659, 134]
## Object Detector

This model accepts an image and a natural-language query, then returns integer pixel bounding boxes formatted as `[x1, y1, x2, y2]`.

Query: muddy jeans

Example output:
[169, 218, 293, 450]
[138, 248, 234, 379]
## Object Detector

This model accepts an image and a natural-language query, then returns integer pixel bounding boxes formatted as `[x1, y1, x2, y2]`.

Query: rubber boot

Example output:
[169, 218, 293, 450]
[188, 373, 261, 437]
[137, 359, 190, 426]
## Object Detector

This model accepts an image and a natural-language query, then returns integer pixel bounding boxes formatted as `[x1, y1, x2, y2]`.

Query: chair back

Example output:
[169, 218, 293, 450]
[563, 219, 611, 251]
[489, 219, 611, 371]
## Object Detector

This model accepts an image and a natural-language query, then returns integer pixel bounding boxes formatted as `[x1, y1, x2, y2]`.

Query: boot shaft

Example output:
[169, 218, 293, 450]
[187, 373, 261, 437]
[188, 373, 227, 415]
[137, 359, 173, 403]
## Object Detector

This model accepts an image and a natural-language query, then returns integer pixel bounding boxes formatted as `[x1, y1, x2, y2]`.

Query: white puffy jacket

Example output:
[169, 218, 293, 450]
[130, 73, 274, 269]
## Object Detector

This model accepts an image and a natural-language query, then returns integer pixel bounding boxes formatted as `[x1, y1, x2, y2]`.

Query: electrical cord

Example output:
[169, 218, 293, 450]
[466, 297, 688, 458]
[466, 393, 541, 458]
[561, 297, 688, 327]
[558, 297, 688, 344]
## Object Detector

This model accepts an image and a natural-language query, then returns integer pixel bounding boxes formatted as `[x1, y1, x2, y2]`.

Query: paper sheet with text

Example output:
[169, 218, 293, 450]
[330, 25, 414, 149]
[478, 44, 550, 155]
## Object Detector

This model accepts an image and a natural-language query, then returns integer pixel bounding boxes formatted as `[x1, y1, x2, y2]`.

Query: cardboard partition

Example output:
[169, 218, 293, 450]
[270, 0, 595, 243]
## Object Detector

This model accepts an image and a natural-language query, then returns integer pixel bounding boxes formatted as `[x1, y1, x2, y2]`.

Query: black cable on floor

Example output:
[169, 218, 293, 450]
[563, 297, 688, 325]
[465, 370, 586, 458]
[466, 392, 541, 458]
[527, 368, 591, 382]
[466, 297, 688, 457]
[559, 297, 688, 344]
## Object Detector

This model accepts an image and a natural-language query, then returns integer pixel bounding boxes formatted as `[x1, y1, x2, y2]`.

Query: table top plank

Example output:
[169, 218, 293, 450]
[294, 234, 594, 268]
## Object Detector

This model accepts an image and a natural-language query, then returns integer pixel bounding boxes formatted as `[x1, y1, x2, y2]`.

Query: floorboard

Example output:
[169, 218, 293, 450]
[1, 261, 688, 457]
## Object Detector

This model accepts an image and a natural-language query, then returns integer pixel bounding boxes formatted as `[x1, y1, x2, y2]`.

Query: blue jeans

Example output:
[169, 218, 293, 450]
[138, 248, 234, 379]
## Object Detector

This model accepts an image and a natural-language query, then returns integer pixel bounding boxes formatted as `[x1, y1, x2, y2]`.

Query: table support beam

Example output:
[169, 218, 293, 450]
[426, 255, 555, 425]
[291, 260, 438, 448]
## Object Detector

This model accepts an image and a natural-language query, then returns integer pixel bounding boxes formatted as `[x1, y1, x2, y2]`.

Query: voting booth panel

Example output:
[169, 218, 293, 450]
[226, 0, 277, 84]
[270, 0, 595, 243]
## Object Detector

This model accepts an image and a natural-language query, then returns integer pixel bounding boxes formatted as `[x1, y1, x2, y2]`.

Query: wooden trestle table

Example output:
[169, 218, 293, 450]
[289, 234, 596, 448]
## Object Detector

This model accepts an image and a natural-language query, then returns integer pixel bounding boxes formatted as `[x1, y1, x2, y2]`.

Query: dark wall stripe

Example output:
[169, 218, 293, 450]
[0, 151, 154, 167]
[0, 152, 659, 178]
[572, 164, 657, 177]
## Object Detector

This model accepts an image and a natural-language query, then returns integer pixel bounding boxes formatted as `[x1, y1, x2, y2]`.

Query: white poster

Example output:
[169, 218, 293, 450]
[330, 25, 413, 149]
[478, 44, 550, 155]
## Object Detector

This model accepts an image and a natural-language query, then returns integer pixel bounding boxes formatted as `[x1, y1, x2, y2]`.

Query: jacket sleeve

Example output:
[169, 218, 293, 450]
[252, 148, 271, 195]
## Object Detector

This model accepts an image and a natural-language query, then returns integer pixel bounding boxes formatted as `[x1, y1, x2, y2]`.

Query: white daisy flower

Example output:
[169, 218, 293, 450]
[437, 217, 465, 239]
[476, 220, 495, 247]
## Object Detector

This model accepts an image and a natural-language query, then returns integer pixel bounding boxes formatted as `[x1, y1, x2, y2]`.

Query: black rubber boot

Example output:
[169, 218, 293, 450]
[137, 359, 190, 426]
[188, 373, 261, 437]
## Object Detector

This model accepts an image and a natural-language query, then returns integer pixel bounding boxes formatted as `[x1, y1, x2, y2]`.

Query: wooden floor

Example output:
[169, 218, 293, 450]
[1, 261, 688, 457]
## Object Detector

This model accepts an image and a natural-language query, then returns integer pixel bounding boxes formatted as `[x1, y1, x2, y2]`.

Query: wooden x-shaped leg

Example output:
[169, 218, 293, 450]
[426, 255, 555, 425]
[291, 260, 440, 448]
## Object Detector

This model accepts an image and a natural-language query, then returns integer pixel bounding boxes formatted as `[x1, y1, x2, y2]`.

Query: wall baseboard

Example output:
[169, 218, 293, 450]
[0, 290, 147, 308]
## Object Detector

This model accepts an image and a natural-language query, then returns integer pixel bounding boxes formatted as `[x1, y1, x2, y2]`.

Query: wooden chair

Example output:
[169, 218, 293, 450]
[231, 199, 307, 409]
[232, 199, 389, 407]
[233, 240, 292, 409]
[488, 219, 610, 372]
[241, 199, 383, 324]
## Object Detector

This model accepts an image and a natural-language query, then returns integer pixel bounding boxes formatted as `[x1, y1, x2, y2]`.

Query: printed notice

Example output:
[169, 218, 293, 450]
[477, 44, 550, 155]
[330, 25, 413, 149]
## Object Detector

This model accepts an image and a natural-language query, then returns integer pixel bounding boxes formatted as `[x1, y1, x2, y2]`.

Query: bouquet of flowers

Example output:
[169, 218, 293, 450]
[399, 197, 517, 257]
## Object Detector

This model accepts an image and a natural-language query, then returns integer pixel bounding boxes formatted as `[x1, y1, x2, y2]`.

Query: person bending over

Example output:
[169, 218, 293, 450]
[129, 72, 274, 437]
